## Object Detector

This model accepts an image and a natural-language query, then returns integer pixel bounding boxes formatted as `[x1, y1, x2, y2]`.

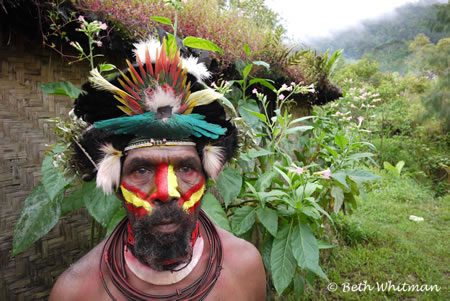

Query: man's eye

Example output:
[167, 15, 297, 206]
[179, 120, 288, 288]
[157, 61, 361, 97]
[179, 166, 192, 173]
[136, 167, 149, 174]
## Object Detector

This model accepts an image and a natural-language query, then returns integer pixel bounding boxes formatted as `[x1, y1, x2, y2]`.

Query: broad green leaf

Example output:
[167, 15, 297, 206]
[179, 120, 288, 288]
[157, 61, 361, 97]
[61, 187, 85, 216]
[41, 154, 70, 201]
[252, 61, 270, 70]
[296, 183, 321, 200]
[149, 16, 172, 26]
[183, 37, 223, 54]
[258, 190, 288, 202]
[261, 234, 273, 272]
[218, 96, 237, 115]
[166, 34, 177, 54]
[331, 186, 344, 214]
[201, 192, 231, 232]
[238, 99, 261, 128]
[106, 207, 126, 236]
[248, 148, 273, 158]
[294, 274, 305, 297]
[330, 172, 349, 190]
[12, 183, 61, 256]
[83, 181, 122, 228]
[256, 207, 278, 237]
[39, 81, 82, 99]
[285, 126, 313, 135]
[289, 116, 314, 126]
[256, 170, 278, 191]
[248, 78, 275, 91]
[217, 167, 242, 207]
[346, 152, 375, 161]
[242, 64, 253, 79]
[347, 177, 360, 196]
[243, 44, 251, 56]
[244, 108, 266, 122]
[271, 222, 296, 295]
[245, 182, 259, 200]
[384, 161, 395, 170]
[321, 144, 339, 159]
[99, 63, 116, 73]
[231, 206, 256, 235]
[317, 240, 334, 249]
[346, 169, 381, 185]
[291, 222, 329, 281]
[273, 166, 291, 186]
[301, 206, 321, 220]
[396, 160, 405, 175]
[335, 134, 349, 149]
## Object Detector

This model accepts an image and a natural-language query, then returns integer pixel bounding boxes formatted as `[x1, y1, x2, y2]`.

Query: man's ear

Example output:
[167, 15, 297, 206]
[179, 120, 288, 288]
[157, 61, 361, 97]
[202, 145, 225, 180]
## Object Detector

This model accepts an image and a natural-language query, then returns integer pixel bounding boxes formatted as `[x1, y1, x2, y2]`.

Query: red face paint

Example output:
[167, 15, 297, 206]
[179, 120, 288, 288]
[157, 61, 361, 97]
[150, 163, 169, 201]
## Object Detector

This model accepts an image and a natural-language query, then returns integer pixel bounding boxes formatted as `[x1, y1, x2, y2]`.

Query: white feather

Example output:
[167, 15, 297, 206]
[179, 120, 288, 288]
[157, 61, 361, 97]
[203, 145, 225, 180]
[96, 144, 122, 195]
[182, 56, 211, 81]
[145, 86, 180, 113]
[133, 37, 161, 64]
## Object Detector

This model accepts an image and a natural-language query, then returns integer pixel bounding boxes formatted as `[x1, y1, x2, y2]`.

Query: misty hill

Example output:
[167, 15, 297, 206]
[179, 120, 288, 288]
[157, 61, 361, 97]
[310, 0, 448, 72]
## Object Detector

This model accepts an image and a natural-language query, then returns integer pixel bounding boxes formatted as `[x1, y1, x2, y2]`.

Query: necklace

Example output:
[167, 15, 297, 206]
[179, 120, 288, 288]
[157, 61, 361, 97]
[100, 210, 223, 300]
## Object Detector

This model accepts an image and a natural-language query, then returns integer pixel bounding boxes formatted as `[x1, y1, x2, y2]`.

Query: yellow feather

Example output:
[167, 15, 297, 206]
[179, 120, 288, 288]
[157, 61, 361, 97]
[186, 89, 222, 107]
[117, 105, 133, 116]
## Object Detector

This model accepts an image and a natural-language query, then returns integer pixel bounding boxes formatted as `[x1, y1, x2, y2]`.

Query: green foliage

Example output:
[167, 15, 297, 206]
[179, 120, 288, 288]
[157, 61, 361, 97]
[39, 82, 83, 99]
[383, 161, 405, 178]
[12, 183, 62, 256]
[206, 55, 379, 295]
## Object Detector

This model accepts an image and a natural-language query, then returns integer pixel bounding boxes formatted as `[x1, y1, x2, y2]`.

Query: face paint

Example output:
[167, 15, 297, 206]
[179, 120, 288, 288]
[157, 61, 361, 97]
[178, 177, 206, 213]
[122, 162, 204, 215]
[150, 163, 181, 201]
[121, 181, 155, 217]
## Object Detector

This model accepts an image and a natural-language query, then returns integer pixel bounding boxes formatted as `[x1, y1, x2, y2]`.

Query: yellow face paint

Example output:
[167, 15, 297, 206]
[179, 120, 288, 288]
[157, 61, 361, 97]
[182, 184, 205, 211]
[167, 164, 181, 198]
[121, 183, 153, 216]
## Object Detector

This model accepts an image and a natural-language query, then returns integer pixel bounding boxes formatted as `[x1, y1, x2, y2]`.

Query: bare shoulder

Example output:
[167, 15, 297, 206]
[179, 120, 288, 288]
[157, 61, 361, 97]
[216, 227, 266, 300]
[49, 241, 106, 300]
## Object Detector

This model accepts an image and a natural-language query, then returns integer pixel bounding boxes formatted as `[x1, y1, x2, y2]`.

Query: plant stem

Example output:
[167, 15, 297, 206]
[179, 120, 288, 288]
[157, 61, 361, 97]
[173, 10, 178, 38]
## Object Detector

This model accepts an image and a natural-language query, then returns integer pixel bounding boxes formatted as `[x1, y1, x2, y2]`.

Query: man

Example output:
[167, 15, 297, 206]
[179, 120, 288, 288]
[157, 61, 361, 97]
[49, 39, 266, 300]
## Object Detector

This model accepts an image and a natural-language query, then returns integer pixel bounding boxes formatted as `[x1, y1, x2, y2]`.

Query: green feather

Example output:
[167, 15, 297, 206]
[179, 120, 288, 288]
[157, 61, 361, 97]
[94, 112, 226, 139]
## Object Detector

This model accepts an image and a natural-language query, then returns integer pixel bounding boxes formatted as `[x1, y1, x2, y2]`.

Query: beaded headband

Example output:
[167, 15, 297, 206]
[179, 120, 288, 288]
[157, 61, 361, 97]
[124, 138, 196, 152]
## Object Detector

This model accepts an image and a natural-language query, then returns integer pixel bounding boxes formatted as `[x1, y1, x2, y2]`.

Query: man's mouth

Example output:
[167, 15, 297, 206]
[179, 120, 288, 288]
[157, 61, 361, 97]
[153, 221, 180, 234]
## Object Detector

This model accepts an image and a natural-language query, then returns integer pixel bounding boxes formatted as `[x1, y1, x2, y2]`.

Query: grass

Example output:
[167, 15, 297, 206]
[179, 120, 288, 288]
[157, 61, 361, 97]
[299, 170, 450, 300]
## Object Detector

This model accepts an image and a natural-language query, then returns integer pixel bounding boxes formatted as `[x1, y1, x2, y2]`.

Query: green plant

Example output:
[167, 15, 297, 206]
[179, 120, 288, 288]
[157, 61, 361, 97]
[150, 0, 223, 54]
[383, 161, 405, 178]
[201, 53, 379, 296]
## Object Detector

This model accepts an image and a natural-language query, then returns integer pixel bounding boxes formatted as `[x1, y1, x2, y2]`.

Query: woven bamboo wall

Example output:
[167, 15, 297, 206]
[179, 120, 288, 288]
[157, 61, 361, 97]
[0, 28, 93, 300]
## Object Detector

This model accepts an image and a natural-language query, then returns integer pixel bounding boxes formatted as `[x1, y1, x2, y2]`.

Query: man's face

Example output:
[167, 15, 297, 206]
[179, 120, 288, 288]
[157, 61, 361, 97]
[118, 145, 206, 270]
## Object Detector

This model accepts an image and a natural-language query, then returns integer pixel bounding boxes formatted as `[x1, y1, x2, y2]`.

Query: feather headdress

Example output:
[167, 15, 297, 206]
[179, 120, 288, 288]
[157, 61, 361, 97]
[89, 39, 224, 139]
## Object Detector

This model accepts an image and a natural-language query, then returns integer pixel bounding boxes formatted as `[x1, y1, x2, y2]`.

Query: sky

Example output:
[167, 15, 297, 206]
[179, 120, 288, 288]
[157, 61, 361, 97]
[265, 0, 441, 42]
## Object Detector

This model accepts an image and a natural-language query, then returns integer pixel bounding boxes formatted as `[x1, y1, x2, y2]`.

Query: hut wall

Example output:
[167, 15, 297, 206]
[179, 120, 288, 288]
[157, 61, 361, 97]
[0, 25, 92, 300]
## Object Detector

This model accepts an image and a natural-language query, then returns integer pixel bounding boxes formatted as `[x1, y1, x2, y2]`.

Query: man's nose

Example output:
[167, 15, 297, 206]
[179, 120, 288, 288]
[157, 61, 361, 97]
[149, 163, 180, 202]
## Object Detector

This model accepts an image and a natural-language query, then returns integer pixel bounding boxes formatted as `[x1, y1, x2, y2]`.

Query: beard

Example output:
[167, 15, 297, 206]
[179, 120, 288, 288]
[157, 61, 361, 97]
[130, 202, 197, 271]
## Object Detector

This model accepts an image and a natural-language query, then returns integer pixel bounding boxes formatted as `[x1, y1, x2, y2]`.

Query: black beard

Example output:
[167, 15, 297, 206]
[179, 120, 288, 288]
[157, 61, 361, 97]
[131, 202, 196, 271]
